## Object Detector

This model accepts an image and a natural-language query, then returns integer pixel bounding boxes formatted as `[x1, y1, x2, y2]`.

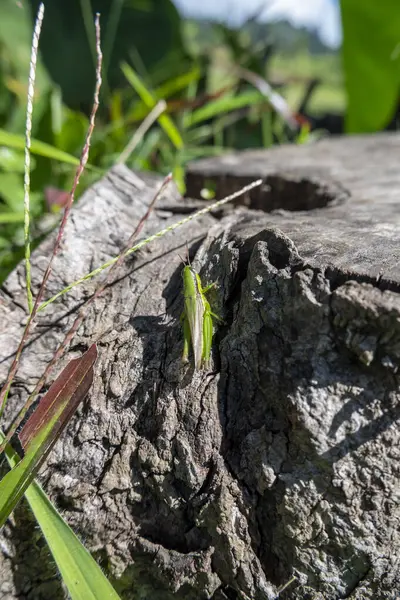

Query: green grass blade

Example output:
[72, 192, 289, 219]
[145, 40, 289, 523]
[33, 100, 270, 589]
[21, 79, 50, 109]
[184, 89, 264, 127]
[184, 124, 214, 144]
[154, 67, 200, 101]
[0, 212, 25, 223]
[121, 63, 184, 149]
[1, 431, 121, 600]
[103, 68, 201, 138]
[25, 483, 121, 600]
[0, 129, 101, 171]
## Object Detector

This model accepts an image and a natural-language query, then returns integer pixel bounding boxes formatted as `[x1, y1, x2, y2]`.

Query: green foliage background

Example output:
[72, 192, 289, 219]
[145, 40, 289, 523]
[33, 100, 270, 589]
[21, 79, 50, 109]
[27, 0, 186, 111]
[341, 0, 400, 132]
[0, 0, 398, 282]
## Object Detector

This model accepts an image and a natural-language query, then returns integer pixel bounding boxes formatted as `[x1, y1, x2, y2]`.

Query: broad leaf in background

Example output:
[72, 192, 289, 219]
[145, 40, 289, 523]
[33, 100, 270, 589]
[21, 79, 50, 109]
[341, 0, 400, 132]
[2, 431, 121, 600]
[27, 0, 187, 112]
[0, 344, 97, 528]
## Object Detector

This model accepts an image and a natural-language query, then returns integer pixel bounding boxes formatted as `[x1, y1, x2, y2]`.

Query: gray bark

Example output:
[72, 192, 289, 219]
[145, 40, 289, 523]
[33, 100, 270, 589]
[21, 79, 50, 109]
[1, 132, 400, 599]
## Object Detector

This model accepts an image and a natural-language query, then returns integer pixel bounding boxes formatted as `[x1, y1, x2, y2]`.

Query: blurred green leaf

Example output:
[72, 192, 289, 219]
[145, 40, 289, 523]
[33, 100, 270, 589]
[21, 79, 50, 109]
[341, 0, 400, 132]
[296, 123, 311, 145]
[184, 125, 214, 144]
[185, 90, 264, 127]
[27, 0, 186, 111]
[121, 63, 184, 149]
[0, 171, 24, 210]
[50, 87, 64, 137]
[0, 129, 101, 171]
[130, 129, 162, 170]
[0, 0, 49, 86]
[178, 145, 228, 161]
[55, 109, 88, 155]
[115, 67, 201, 128]
[173, 164, 185, 194]
[0, 212, 25, 223]
[155, 67, 201, 101]
[0, 147, 28, 173]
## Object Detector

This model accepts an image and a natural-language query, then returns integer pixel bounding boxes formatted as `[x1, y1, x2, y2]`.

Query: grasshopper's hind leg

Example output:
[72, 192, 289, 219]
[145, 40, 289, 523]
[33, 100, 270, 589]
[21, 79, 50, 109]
[181, 313, 191, 364]
[201, 308, 213, 368]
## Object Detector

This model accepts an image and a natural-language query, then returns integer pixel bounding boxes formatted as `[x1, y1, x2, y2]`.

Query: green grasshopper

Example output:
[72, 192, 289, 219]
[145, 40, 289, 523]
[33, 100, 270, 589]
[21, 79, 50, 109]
[181, 259, 222, 370]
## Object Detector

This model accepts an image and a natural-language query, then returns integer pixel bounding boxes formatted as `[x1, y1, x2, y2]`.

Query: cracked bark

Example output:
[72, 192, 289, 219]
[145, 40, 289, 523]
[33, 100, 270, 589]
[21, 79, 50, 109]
[1, 133, 400, 599]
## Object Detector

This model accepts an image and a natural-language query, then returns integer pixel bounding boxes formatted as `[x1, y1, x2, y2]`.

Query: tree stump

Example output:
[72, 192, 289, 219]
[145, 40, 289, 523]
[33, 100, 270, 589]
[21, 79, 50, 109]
[1, 133, 400, 599]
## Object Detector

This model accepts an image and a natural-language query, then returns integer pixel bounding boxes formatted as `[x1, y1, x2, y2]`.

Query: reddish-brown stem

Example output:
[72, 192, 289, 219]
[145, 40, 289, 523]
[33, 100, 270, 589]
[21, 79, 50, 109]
[0, 14, 103, 445]
[0, 172, 172, 454]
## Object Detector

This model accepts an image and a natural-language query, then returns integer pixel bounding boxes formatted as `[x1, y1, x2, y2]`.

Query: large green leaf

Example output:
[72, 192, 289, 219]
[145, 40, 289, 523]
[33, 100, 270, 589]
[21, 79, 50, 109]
[341, 0, 400, 132]
[27, 0, 186, 111]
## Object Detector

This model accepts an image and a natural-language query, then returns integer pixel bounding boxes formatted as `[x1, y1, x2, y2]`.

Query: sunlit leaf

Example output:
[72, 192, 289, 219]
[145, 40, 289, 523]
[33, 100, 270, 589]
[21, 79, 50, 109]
[155, 67, 200, 101]
[0, 171, 24, 211]
[0, 147, 28, 173]
[121, 63, 184, 149]
[185, 90, 264, 127]
[0, 129, 101, 171]
[0, 212, 25, 223]
[341, 0, 400, 132]
[0, 345, 97, 528]
[1, 431, 121, 600]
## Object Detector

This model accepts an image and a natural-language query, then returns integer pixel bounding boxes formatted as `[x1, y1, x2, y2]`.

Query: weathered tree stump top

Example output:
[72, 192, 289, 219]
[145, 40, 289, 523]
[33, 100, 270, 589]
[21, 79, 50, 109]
[187, 131, 400, 286]
[1, 133, 400, 600]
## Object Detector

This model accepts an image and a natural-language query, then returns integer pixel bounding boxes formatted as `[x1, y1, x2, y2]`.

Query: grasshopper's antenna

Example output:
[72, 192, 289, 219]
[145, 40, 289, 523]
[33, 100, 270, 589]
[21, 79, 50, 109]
[178, 242, 191, 266]
[185, 241, 191, 265]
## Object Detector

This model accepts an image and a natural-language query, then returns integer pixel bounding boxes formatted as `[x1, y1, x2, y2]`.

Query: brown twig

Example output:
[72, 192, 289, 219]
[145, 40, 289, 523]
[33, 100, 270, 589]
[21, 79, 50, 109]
[0, 14, 103, 446]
